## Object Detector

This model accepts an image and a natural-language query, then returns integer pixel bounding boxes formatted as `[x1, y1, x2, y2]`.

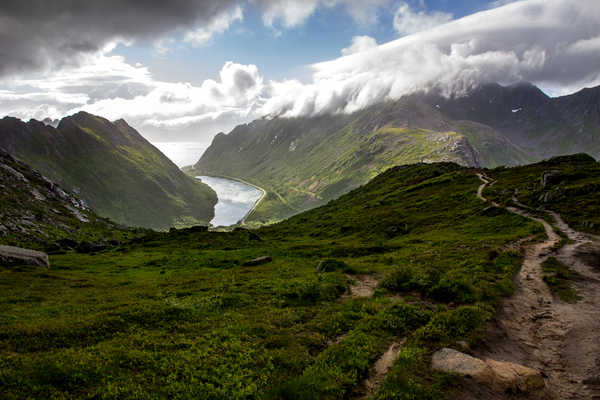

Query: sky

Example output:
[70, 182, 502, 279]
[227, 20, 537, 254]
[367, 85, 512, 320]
[1, 0, 600, 166]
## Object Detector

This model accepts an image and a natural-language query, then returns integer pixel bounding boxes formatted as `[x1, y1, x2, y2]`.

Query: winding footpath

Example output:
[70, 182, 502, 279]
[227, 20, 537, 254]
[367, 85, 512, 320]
[476, 174, 600, 399]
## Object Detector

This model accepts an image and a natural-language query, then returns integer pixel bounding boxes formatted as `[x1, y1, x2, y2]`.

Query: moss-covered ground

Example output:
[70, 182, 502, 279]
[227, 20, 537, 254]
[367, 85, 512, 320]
[0, 161, 566, 399]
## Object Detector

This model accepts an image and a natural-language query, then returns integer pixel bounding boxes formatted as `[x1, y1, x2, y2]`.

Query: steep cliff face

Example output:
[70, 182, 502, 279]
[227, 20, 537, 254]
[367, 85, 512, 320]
[0, 112, 217, 229]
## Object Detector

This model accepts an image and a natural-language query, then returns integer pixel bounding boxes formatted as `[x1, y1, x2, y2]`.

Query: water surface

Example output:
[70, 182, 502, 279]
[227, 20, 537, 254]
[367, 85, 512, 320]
[196, 176, 262, 227]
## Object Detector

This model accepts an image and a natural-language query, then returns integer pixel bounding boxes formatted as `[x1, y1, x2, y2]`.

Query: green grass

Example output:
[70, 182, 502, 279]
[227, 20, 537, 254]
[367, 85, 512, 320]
[0, 161, 549, 399]
[485, 153, 600, 235]
[190, 99, 531, 224]
[541, 257, 581, 303]
[0, 113, 217, 229]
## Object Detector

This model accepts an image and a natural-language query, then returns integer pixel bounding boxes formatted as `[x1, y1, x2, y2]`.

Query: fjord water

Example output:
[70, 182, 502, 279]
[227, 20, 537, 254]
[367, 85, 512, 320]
[196, 176, 262, 226]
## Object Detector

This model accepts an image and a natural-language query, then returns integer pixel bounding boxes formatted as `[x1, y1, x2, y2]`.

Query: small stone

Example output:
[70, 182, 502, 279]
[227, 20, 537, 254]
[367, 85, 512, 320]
[243, 256, 272, 266]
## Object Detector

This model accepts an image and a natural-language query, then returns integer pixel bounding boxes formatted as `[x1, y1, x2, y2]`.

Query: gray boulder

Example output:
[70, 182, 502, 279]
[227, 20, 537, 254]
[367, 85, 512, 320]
[432, 348, 495, 385]
[0, 245, 50, 268]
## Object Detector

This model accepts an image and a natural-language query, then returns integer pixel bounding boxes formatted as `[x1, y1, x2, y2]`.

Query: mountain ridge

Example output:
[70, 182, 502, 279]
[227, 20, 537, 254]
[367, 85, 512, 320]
[190, 82, 599, 224]
[0, 112, 217, 229]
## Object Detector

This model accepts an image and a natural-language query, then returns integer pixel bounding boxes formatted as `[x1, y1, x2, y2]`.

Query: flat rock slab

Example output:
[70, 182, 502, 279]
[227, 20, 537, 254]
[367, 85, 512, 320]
[432, 348, 544, 393]
[243, 256, 272, 266]
[0, 245, 50, 268]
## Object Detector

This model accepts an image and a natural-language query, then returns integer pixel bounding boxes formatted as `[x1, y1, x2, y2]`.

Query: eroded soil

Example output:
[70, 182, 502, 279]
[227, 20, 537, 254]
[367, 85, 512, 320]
[474, 174, 600, 400]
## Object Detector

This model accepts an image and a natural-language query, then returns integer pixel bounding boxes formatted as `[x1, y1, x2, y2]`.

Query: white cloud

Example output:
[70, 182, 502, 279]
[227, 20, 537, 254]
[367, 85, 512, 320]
[184, 6, 244, 46]
[341, 36, 378, 56]
[253, 0, 389, 28]
[260, 0, 600, 118]
[393, 2, 453, 35]
[1, 0, 600, 151]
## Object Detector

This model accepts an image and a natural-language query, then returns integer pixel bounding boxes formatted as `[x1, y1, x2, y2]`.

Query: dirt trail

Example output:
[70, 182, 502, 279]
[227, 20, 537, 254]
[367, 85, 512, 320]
[475, 174, 600, 399]
[359, 340, 406, 398]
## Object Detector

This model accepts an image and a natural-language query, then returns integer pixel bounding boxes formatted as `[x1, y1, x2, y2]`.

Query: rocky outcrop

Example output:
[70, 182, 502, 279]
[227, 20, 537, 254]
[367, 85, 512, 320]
[0, 245, 50, 268]
[541, 170, 561, 188]
[432, 348, 545, 393]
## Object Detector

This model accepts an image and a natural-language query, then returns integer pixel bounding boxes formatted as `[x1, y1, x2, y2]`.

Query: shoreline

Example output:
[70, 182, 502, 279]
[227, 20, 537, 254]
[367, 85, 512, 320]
[195, 174, 267, 226]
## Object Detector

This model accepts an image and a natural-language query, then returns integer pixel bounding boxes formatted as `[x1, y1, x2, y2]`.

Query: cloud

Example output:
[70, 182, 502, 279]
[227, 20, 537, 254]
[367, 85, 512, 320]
[0, 55, 267, 142]
[0, 0, 390, 77]
[1, 0, 600, 149]
[253, 0, 390, 28]
[341, 36, 378, 56]
[185, 6, 243, 46]
[0, 1, 241, 77]
[260, 0, 600, 118]
[393, 2, 453, 35]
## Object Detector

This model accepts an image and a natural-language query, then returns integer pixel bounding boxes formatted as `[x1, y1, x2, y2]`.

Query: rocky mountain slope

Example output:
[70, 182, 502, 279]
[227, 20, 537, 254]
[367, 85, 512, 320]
[0, 112, 217, 229]
[0, 147, 128, 249]
[191, 83, 599, 224]
[428, 82, 600, 160]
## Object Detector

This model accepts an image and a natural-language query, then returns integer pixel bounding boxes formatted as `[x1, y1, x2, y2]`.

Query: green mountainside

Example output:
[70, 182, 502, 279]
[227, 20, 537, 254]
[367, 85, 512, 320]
[0, 147, 132, 249]
[0, 112, 217, 229]
[190, 83, 599, 224]
[2, 154, 599, 398]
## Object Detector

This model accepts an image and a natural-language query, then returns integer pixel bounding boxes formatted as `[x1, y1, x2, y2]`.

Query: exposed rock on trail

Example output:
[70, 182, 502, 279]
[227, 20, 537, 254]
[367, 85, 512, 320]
[431, 348, 544, 393]
[474, 174, 600, 400]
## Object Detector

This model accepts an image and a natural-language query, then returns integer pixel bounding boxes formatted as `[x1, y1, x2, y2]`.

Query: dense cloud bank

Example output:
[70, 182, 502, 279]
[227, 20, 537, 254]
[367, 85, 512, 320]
[1, 0, 600, 144]
[264, 0, 600, 117]
[0, 0, 240, 76]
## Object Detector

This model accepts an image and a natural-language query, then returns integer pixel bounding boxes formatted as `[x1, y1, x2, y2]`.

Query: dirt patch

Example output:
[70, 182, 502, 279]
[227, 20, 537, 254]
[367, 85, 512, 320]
[573, 243, 600, 271]
[354, 339, 406, 399]
[473, 174, 600, 400]
[343, 274, 379, 298]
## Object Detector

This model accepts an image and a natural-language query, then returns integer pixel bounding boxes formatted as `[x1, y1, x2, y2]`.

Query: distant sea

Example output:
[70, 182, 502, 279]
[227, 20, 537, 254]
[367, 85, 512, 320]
[152, 142, 207, 168]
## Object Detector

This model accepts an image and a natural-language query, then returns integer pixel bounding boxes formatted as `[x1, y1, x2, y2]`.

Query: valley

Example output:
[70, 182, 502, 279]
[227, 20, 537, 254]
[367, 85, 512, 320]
[2, 1, 600, 399]
[0, 113, 217, 230]
[189, 83, 600, 225]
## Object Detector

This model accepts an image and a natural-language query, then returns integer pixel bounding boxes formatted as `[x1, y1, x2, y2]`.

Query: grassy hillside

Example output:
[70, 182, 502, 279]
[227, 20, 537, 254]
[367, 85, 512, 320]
[191, 83, 600, 225]
[2, 158, 563, 399]
[0, 113, 217, 229]
[484, 153, 600, 235]
[0, 147, 132, 249]
[191, 96, 530, 224]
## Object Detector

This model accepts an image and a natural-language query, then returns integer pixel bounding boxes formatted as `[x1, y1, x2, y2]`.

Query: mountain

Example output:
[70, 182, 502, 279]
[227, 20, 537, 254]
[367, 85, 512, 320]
[0, 147, 130, 249]
[0, 112, 217, 229]
[190, 83, 599, 224]
[428, 82, 600, 159]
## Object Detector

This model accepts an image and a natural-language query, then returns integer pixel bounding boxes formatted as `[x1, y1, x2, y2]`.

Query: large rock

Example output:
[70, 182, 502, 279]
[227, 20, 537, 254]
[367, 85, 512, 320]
[432, 348, 496, 385]
[0, 245, 50, 268]
[432, 348, 544, 393]
[486, 359, 545, 392]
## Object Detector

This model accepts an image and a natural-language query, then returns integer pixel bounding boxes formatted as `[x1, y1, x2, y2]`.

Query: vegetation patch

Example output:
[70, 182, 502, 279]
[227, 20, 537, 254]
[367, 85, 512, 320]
[542, 257, 582, 303]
